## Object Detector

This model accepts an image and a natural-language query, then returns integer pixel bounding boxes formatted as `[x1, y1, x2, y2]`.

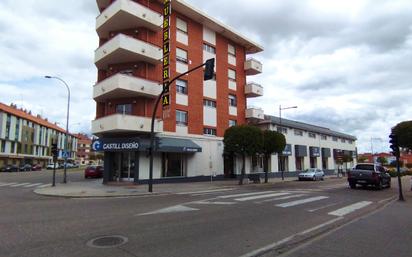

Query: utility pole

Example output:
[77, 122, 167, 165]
[278, 105, 297, 180]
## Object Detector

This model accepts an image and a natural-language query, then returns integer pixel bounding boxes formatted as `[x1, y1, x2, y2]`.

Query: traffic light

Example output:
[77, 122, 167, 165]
[204, 58, 215, 81]
[51, 143, 58, 158]
[389, 133, 399, 157]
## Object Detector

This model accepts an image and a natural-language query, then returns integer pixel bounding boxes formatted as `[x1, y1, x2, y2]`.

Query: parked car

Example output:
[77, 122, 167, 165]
[19, 164, 32, 171]
[347, 163, 391, 190]
[298, 168, 325, 181]
[31, 164, 42, 171]
[46, 163, 59, 170]
[84, 165, 104, 179]
[1, 164, 19, 172]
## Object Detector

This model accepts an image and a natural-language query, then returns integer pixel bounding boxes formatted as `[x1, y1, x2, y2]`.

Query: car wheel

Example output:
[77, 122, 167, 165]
[313, 176, 317, 181]
[376, 180, 383, 190]
[321, 176, 324, 181]
[349, 182, 356, 189]
[387, 180, 391, 188]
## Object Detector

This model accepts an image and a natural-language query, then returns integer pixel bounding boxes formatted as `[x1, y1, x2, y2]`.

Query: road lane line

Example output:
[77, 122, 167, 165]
[217, 191, 276, 199]
[0, 183, 18, 187]
[176, 188, 235, 195]
[235, 192, 290, 202]
[36, 183, 52, 188]
[276, 196, 329, 207]
[255, 194, 307, 204]
[10, 183, 31, 187]
[239, 217, 343, 257]
[23, 183, 43, 188]
[191, 201, 237, 205]
[328, 201, 372, 217]
[306, 202, 339, 212]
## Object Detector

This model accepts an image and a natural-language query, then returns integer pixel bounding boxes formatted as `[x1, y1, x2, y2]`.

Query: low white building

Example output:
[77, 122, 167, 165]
[253, 115, 357, 176]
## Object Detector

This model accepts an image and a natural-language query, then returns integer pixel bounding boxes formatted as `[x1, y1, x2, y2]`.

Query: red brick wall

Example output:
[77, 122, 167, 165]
[95, 0, 250, 136]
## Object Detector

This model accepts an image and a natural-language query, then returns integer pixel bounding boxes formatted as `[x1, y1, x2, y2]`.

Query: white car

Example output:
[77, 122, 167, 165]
[298, 168, 325, 181]
[46, 163, 58, 170]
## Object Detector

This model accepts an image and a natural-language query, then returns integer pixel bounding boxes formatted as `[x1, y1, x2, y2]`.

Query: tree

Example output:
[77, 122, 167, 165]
[342, 154, 353, 171]
[357, 156, 368, 163]
[376, 156, 388, 166]
[262, 130, 286, 183]
[393, 121, 412, 150]
[223, 125, 263, 185]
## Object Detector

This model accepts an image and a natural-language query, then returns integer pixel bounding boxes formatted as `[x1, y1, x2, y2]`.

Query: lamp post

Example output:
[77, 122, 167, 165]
[45, 76, 70, 184]
[278, 105, 297, 181]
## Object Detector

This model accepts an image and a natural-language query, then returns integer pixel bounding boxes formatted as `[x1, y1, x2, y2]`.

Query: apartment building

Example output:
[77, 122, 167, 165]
[92, 0, 263, 182]
[0, 103, 78, 168]
[252, 115, 357, 175]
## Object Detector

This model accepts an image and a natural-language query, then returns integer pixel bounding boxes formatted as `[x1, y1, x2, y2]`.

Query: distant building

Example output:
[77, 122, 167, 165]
[75, 133, 92, 165]
[358, 152, 412, 166]
[0, 102, 78, 168]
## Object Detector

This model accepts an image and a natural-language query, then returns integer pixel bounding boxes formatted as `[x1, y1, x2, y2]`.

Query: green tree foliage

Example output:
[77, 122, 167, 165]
[357, 156, 368, 163]
[393, 121, 412, 150]
[376, 156, 388, 165]
[262, 130, 286, 183]
[224, 125, 263, 185]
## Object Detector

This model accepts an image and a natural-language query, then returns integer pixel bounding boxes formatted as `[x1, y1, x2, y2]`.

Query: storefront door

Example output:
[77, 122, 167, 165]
[114, 152, 136, 181]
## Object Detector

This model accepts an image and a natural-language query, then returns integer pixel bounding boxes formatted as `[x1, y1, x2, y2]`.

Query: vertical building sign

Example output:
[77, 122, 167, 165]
[162, 0, 171, 109]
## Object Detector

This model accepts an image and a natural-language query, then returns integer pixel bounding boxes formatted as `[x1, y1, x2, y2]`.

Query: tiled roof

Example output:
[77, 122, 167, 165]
[260, 115, 357, 141]
[0, 102, 66, 133]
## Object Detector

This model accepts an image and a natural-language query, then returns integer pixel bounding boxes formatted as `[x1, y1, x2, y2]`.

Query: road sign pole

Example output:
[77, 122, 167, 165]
[52, 161, 56, 187]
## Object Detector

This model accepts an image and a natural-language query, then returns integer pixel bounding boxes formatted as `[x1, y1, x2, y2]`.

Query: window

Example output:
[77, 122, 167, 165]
[348, 140, 353, 144]
[15, 118, 20, 140]
[203, 43, 216, 54]
[294, 129, 303, 136]
[176, 48, 188, 63]
[229, 94, 237, 107]
[228, 69, 236, 81]
[229, 120, 237, 127]
[341, 139, 346, 143]
[1, 140, 5, 152]
[116, 104, 132, 115]
[176, 79, 187, 94]
[332, 137, 338, 142]
[276, 126, 288, 134]
[308, 132, 316, 138]
[176, 110, 188, 126]
[176, 18, 187, 33]
[204, 128, 217, 136]
[203, 99, 216, 108]
[228, 44, 236, 56]
[321, 135, 327, 140]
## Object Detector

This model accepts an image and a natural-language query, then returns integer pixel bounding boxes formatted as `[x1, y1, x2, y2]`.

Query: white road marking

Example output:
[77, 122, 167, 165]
[276, 196, 329, 208]
[10, 183, 31, 187]
[23, 183, 43, 188]
[136, 205, 199, 216]
[306, 202, 339, 212]
[255, 194, 307, 204]
[235, 192, 291, 202]
[318, 183, 347, 189]
[191, 201, 237, 205]
[239, 217, 343, 257]
[0, 183, 18, 187]
[176, 188, 235, 195]
[217, 191, 276, 199]
[36, 183, 52, 188]
[328, 201, 372, 217]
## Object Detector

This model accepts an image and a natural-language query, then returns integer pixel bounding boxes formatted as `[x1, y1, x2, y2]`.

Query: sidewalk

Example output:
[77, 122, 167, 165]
[33, 175, 303, 198]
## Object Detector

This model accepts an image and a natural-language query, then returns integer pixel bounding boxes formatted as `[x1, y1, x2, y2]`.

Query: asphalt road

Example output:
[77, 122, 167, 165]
[0, 172, 402, 257]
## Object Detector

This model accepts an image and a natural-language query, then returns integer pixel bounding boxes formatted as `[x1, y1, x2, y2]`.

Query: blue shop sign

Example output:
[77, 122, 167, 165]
[92, 138, 140, 152]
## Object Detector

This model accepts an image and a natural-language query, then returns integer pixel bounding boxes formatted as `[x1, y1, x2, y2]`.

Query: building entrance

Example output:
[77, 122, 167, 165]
[113, 152, 137, 181]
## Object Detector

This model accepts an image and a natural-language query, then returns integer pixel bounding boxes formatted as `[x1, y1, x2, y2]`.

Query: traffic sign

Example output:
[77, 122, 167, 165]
[62, 151, 69, 158]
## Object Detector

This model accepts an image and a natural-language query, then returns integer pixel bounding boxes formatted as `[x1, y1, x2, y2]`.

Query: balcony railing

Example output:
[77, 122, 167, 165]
[96, 0, 162, 38]
[92, 114, 163, 135]
[244, 58, 262, 75]
[93, 73, 162, 101]
[245, 107, 264, 120]
[245, 82, 263, 97]
[95, 34, 162, 69]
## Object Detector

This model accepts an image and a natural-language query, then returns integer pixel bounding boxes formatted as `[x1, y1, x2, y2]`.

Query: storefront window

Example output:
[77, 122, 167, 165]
[162, 153, 186, 177]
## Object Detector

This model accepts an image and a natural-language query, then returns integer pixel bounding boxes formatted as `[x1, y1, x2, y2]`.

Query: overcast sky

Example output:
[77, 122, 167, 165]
[1, 0, 411, 153]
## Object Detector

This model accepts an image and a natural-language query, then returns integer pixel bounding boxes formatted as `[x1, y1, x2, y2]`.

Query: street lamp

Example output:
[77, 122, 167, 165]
[278, 105, 297, 181]
[44, 76, 71, 184]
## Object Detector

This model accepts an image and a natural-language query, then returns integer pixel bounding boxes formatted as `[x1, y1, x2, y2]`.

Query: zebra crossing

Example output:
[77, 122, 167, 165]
[0, 181, 52, 189]
[139, 189, 375, 217]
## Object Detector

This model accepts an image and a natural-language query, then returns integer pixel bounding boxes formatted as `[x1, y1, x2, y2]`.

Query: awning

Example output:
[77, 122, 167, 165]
[295, 145, 307, 157]
[157, 137, 202, 153]
[309, 146, 320, 157]
[281, 144, 292, 156]
[322, 148, 331, 158]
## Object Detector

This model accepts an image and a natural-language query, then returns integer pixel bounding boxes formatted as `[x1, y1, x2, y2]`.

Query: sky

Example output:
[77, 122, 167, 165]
[0, 0, 411, 153]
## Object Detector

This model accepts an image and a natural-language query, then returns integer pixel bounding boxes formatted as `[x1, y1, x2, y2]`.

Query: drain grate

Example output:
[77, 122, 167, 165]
[87, 235, 128, 249]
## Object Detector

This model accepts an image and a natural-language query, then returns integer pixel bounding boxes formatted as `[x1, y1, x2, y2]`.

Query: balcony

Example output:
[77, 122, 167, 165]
[93, 73, 162, 101]
[95, 34, 162, 69]
[96, 0, 162, 38]
[245, 107, 264, 120]
[244, 58, 262, 75]
[245, 82, 263, 97]
[92, 114, 163, 135]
